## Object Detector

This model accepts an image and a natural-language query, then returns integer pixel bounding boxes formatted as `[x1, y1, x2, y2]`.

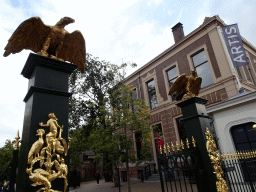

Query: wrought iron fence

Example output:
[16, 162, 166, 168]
[221, 150, 256, 192]
[157, 138, 201, 192]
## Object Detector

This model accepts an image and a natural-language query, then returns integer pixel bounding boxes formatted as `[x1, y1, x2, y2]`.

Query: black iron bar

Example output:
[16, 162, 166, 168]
[231, 159, 247, 192]
[167, 156, 175, 192]
[176, 166, 183, 192]
[157, 154, 165, 192]
[180, 169, 188, 192]
[233, 159, 250, 191]
[245, 160, 256, 192]
[173, 169, 179, 192]
[226, 159, 239, 192]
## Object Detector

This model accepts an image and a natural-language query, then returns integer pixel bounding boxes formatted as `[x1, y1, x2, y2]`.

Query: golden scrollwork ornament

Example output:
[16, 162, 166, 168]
[27, 113, 68, 192]
[205, 128, 228, 192]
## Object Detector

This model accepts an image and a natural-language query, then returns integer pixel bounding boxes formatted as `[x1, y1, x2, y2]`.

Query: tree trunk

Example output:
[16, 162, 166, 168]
[114, 164, 120, 187]
[126, 151, 131, 192]
[124, 123, 131, 192]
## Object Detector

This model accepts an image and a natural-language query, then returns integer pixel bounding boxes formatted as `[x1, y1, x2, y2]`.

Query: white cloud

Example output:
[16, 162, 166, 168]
[1, 0, 256, 148]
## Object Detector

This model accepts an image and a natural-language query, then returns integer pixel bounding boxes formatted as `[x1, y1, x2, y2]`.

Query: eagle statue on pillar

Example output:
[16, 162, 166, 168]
[3, 17, 86, 72]
[168, 70, 202, 101]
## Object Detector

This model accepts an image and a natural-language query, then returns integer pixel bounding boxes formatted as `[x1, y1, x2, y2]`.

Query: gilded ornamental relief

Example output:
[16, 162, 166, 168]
[26, 113, 68, 192]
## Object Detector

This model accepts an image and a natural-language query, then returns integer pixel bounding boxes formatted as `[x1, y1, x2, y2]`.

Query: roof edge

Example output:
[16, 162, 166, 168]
[124, 15, 225, 81]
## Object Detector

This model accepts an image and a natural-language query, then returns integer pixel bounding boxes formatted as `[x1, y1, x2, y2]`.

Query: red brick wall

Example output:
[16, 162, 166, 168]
[154, 34, 221, 101]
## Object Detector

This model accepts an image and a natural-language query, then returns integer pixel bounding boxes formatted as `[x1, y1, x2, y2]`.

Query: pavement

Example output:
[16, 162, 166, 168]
[69, 179, 163, 192]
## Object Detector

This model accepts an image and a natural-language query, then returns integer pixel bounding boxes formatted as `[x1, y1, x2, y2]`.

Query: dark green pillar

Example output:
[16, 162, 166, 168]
[16, 53, 76, 192]
[177, 97, 217, 192]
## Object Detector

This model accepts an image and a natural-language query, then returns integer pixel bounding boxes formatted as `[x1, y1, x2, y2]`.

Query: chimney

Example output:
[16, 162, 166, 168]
[172, 22, 184, 44]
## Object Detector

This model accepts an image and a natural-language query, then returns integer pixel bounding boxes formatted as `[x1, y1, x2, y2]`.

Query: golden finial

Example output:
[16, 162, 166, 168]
[167, 143, 170, 153]
[192, 136, 196, 147]
[160, 146, 163, 155]
[246, 150, 250, 159]
[171, 142, 175, 152]
[226, 151, 230, 160]
[231, 151, 235, 160]
[186, 138, 190, 149]
[241, 151, 245, 159]
[163, 144, 167, 154]
[12, 130, 21, 150]
[180, 140, 184, 150]
[176, 141, 180, 151]
[237, 151, 242, 159]
[222, 152, 227, 161]
[232, 151, 236, 160]
[249, 150, 253, 158]
[221, 152, 224, 161]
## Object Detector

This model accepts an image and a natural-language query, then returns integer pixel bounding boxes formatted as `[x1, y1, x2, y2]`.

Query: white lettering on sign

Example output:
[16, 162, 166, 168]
[234, 54, 246, 62]
[225, 27, 237, 34]
[231, 46, 243, 54]
[224, 25, 247, 65]
[228, 39, 239, 46]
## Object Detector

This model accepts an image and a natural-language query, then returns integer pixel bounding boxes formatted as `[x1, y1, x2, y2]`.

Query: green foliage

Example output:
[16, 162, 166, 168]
[68, 53, 152, 175]
[68, 53, 124, 169]
[0, 140, 14, 179]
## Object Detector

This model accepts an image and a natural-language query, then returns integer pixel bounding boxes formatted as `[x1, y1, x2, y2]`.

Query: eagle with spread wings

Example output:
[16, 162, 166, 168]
[168, 70, 202, 101]
[3, 17, 86, 72]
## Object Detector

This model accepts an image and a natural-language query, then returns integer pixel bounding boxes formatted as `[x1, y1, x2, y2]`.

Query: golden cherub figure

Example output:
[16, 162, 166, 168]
[169, 70, 202, 101]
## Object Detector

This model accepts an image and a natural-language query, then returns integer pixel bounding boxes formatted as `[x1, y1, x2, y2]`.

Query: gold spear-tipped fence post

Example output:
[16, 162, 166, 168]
[167, 143, 170, 153]
[176, 141, 180, 151]
[171, 142, 175, 152]
[160, 146, 163, 155]
[163, 144, 167, 154]
[12, 130, 21, 150]
[192, 136, 196, 147]
[186, 138, 190, 149]
[180, 140, 184, 150]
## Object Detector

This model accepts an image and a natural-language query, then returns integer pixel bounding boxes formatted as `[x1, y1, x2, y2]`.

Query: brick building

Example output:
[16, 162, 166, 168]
[123, 15, 256, 174]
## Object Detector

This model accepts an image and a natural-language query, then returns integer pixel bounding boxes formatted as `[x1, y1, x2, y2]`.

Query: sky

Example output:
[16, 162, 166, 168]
[0, 0, 256, 147]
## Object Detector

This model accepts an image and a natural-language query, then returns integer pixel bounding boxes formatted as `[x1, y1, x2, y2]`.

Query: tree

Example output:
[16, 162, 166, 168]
[0, 140, 14, 180]
[68, 53, 152, 192]
[88, 84, 152, 192]
[68, 53, 125, 170]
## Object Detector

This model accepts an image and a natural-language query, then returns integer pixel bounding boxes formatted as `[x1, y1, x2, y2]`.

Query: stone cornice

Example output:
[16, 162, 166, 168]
[206, 91, 256, 114]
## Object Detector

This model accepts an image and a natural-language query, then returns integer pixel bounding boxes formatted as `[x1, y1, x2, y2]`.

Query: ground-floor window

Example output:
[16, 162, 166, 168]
[231, 122, 256, 151]
[152, 123, 163, 149]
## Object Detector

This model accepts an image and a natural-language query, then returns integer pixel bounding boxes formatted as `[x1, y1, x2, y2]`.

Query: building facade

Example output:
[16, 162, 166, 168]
[123, 15, 256, 173]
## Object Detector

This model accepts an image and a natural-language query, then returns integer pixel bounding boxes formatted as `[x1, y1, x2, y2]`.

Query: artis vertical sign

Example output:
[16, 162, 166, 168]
[222, 24, 249, 67]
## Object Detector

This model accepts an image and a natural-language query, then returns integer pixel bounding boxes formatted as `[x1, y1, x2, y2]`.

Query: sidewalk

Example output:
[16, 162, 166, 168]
[69, 179, 163, 192]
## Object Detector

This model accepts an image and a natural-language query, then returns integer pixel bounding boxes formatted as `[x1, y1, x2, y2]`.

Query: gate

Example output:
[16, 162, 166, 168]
[221, 150, 256, 192]
[157, 138, 202, 192]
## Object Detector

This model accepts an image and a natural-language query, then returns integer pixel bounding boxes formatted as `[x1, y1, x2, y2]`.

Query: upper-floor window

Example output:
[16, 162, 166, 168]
[131, 89, 137, 113]
[167, 66, 178, 87]
[131, 89, 137, 100]
[246, 57, 256, 85]
[192, 50, 214, 88]
[176, 117, 186, 141]
[147, 79, 158, 109]
[135, 132, 142, 160]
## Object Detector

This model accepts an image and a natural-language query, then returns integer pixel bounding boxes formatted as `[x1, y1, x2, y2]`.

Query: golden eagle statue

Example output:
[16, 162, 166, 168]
[168, 70, 202, 101]
[3, 17, 86, 72]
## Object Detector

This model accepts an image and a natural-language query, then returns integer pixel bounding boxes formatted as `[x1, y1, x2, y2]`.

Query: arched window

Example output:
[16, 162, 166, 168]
[231, 122, 256, 151]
